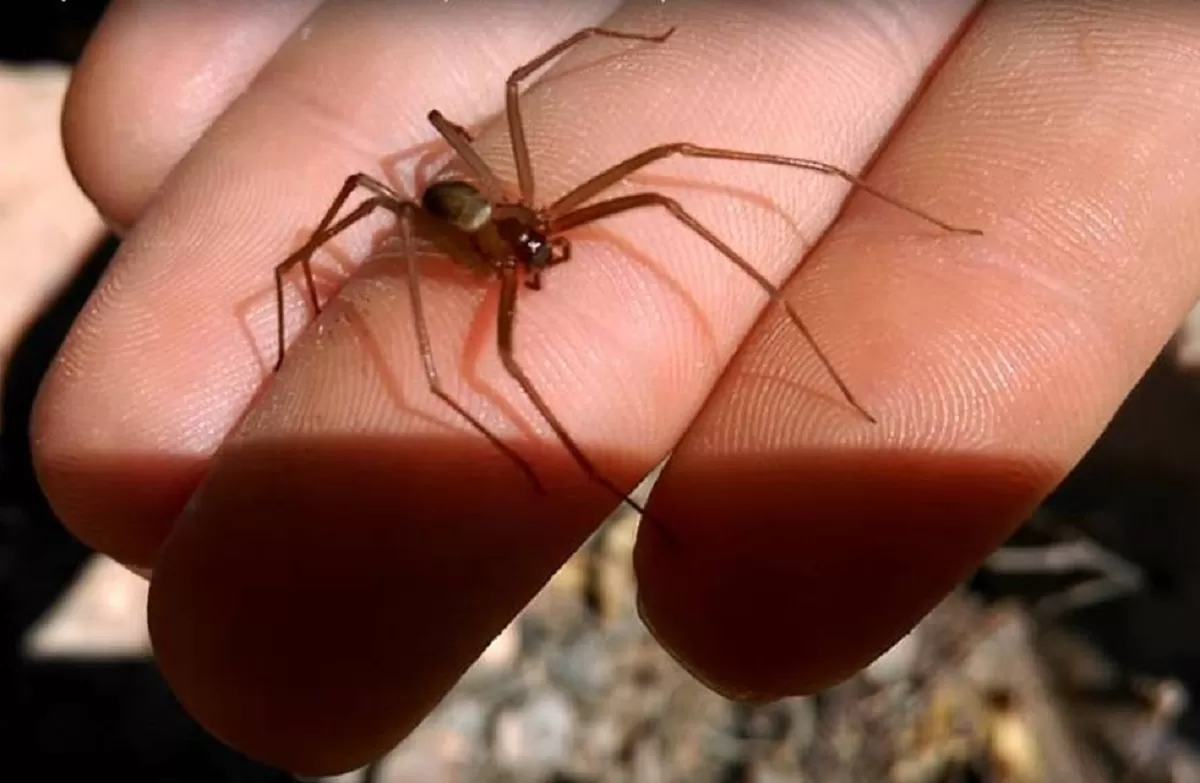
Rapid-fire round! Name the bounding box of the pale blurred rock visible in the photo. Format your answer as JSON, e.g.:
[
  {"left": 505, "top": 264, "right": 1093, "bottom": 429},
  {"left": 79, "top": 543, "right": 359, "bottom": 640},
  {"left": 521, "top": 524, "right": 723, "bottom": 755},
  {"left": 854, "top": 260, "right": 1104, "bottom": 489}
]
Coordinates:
[
  {"left": 23, "top": 554, "right": 151, "bottom": 658},
  {"left": 1172, "top": 298, "right": 1200, "bottom": 369},
  {"left": 0, "top": 63, "right": 104, "bottom": 382},
  {"left": 493, "top": 689, "right": 577, "bottom": 777},
  {"left": 864, "top": 625, "right": 921, "bottom": 686},
  {"left": 366, "top": 699, "right": 487, "bottom": 783},
  {"left": 593, "top": 507, "right": 639, "bottom": 625},
  {"left": 475, "top": 620, "right": 518, "bottom": 673}
]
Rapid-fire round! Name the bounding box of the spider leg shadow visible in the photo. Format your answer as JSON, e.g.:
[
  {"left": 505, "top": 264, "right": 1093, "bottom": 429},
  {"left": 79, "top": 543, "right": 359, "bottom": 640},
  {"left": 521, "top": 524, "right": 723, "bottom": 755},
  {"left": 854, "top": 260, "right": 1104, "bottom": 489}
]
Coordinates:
[
  {"left": 582, "top": 169, "right": 917, "bottom": 422},
  {"left": 233, "top": 228, "right": 358, "bottom": 375},
  {"left": 448, "top": 182, "right": 817, "bottom": 464},
  {"left": 347, "top": 237, "right": 546, "bottom": 442},
  {"left": 350, "top": 231, "right": 683, "bottom": 484},
  {"left": 620, "top": 170, "right": 813, "bottom": 248},
  {"left": 456, "top": 223, "right": 723, "bottom": 448},
  {"left": 234, "top": 132, "right": 473, "bottom": 375},
  {"left": 520, "top": 38, "right": 674, "bottom": 105},
  {"left": 735, "top": 362, "right": 879, "bottom": 422},
  {"left": 447, "top": 168, "right": 825, "bottom": 424},
  {"left": 456, "top": 282, "right": 546, "bottom": 447},
  {"left": 380, "top": 124, "right": 502, "bottom": 200}
]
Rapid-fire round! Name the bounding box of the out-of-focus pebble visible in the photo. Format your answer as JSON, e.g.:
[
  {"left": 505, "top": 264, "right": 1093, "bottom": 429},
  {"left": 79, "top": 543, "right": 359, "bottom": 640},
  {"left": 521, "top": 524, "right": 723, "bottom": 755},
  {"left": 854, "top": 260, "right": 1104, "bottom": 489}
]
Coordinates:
[
  {"left": 864, "top": 625, "right": 921, "bottom": 686},
  {"left": 23, "top": 554, "right": 150, "bottom": 658},
  {"left": 492, "top": 689, "right": 577, "bottom": 777},
  {"left": 472, "top": 620, "right": 519, "bottom": 674}
]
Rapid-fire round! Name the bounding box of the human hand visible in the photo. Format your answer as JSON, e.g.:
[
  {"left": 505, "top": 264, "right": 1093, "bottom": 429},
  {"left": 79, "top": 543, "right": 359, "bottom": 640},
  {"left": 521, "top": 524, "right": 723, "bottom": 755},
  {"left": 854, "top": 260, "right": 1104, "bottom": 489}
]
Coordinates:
[{"left": 36, "top": 0, "right": 1200, "bottom": 776}]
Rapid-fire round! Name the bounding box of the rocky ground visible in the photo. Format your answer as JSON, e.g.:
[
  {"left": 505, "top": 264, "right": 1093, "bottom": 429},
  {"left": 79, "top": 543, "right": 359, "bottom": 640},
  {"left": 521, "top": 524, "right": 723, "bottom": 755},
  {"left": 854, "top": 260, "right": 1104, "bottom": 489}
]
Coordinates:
[
  {"left": 342, "top": 504, "right": 1200, "bottom": 783},
  {"left": 8, "top": 34, "right": 1200, "bottom": 783}
]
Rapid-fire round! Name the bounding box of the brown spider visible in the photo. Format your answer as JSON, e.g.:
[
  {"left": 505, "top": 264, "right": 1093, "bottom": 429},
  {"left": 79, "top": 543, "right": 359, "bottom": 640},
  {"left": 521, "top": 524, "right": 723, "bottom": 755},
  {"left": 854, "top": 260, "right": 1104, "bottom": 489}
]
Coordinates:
[{"left": 272, "top": 26, "right": 981, "bottom": 513}]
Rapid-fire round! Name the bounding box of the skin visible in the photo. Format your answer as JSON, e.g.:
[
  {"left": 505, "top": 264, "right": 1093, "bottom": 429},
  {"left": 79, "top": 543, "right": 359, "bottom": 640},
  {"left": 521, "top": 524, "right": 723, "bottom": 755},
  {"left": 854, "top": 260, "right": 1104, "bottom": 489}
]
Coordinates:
[{"left": 33, "top": 0, "right": 1200, "bottom": 775}]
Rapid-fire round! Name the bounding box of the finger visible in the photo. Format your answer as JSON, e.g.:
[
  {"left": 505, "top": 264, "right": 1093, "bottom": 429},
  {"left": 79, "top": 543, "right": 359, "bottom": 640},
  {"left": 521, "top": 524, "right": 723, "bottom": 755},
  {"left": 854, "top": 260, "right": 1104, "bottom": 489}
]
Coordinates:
[
  {"left": 143, "top": 1, "right": 977, "bottom": 774},
  {"left": 63, "top": 0, "right": 323, "bottom": 230},
  {"left": 35, "top": 1, "right": 621, "bottom": 568},
  {"left": 636, "top": 1, "right": 1200, "bottom": 699}
]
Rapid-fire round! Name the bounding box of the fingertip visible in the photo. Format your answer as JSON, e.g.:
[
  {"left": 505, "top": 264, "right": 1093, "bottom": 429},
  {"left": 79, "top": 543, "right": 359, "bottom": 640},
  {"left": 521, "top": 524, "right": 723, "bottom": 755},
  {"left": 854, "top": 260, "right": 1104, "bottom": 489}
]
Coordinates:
[
  {"left": 146, "top": 433, "right": 598, "bottom": 775},
  {"left": 636, "top": 1, "right": 1200, "bottom": 701},
  {"left": 62, "top": 2, "right": 187, "bottom": 228},
  {"left": 30, "top": 374, "right": 202, "bottom": 569},
  {"left": 633, "top": 449, "right": 1049, "bottom": 698},
  {"left": 62, "top": 0, "right": 320, "bottom": 228},
  {"left": 61, "top": 41, "right": 137, "bottom": 230}
]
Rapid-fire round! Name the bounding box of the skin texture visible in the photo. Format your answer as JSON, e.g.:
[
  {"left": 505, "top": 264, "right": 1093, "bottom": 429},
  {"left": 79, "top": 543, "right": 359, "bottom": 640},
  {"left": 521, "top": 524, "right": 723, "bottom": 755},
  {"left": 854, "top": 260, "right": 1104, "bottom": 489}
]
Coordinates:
[{"left": 33, "top": 0, "right": 1200, "bottom": 775}]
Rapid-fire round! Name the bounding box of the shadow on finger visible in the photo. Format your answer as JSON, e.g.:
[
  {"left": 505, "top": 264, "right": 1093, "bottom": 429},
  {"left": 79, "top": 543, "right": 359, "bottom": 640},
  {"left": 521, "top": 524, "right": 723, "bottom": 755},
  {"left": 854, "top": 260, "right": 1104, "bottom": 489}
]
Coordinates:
[
  {"left": 146, "top": 430, "right": 631, "bottom": 776},
  {"left": 635, "top": 446, "right": 1055, "bottom": 700}
]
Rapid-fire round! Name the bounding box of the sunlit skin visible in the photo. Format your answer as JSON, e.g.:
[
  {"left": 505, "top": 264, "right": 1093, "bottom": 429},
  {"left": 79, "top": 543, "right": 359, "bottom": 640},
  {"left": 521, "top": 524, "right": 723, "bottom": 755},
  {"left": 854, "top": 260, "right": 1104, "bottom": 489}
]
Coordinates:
[
  {"left": 271, "top": 27, "right": 980, "bottom": 520},
  {"left": 35, "top": 1, "right": 1200, "bottom": 776}
]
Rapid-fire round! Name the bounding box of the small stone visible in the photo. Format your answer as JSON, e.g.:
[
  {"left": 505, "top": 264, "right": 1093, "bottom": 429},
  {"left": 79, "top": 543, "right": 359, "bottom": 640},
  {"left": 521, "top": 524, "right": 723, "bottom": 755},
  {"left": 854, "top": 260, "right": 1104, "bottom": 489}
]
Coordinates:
[
  {"left": 581, "top": 716, "right": 621, "bottom": 761},
  {"left": 436, "top": 698, "right": 487, "bottom": 756},
  {"left": 785, "top": 697, "right": 818, "bottom": 752},
  {"left": 551, "top": 630, "right": 616, "bottom": 698},
  {"left": 864, "top": 627, "right": 921, "bottom": 686},
  {"left": 492, "top": 689, "right": 577, "bottom": 776},
  {"left": 23, "top": 554, "right": 150, "bottom": 658},
  {"left": 475, "top": 621, "right": 519, "bottom": 673},
  {"left": 361, "top": 699, "right": 487, "bottom": 782}
]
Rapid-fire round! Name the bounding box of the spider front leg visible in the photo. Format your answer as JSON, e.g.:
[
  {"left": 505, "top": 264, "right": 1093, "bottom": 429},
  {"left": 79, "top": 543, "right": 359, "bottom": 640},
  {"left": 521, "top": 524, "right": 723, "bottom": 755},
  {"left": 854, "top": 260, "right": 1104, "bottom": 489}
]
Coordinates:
[
  {"left": 273, "top": 173, "right": 404, "bottom": 371},
  {"left": 551, "top": 192, "right": 877, "bottom": 422},
  {"left": 547, "top": 142, "right": 982, "bottom": 235},
  {"left": 401, "top": 212, "right": 549, "bottom": 495},
  {"left": 524, "top": 237, "right": 571, "bottom": 291},
  {"left": 426, "top": 110, "right": 507, "bottom": 202},
  {"left": 496, "top": 270, "right": 644, "bottom": 514},
  {"left": 503, "top": 25, "right": 676, "bottom": 204}
]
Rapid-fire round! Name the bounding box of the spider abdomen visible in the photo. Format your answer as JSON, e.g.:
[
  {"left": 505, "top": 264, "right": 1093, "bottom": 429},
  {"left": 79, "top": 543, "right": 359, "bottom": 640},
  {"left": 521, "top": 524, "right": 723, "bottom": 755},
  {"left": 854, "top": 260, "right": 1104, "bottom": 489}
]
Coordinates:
[{"left": 422, "top": 180, "right": 492, "bottom": 233}]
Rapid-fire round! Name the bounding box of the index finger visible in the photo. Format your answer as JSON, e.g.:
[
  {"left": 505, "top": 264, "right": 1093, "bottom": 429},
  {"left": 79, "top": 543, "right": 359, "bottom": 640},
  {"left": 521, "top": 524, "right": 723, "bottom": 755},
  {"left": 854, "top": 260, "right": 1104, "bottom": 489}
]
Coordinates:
[{"left": 34, "top": 1, "right": 622, "bottom": 568}]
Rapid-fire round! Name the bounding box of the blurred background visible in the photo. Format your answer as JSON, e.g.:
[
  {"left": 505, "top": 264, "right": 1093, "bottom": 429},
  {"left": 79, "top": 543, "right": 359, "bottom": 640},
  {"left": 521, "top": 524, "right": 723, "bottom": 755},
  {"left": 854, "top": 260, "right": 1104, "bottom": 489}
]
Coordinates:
[
  {"left": 0, "top": 2, "right": 302, "bottom": 781},
  {"left": 7, "top": 3, "right": 1200, "bottom": 782}
]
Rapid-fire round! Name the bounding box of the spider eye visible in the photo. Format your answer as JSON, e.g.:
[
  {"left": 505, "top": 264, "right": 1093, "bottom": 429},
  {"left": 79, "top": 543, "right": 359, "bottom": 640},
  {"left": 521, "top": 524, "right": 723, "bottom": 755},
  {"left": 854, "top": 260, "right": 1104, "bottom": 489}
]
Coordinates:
[
  {"left": 513, "top": 227, "right": 554, "bottom": 267},
  {"left": 526, "top": 234, "right": 552, "bottom": 267}
]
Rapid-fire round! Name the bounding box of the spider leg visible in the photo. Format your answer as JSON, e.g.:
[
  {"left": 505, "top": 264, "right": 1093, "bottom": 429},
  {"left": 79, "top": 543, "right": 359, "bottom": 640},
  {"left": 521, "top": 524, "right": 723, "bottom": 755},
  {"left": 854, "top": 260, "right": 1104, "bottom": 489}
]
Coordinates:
[
  {"left": 504, "top": 26, "right": 676, "bottom": 204},
  {"left": 426, "top": 110, "right": 507, "bottom": 202},
  {"left": 496, "top": 270, "right": 644, "bottom": 514},
  {"left": 401, "top": 210, "right": 548, "bottom": 495},
  {"left": 273, "top": 173, "right": 405, "bottom": 371},
  {"left": 547, "top": 142, "right": 982, "bottom": 235},
  {"left": 551, "top": 192, "right": 876, "bottom": 422}
]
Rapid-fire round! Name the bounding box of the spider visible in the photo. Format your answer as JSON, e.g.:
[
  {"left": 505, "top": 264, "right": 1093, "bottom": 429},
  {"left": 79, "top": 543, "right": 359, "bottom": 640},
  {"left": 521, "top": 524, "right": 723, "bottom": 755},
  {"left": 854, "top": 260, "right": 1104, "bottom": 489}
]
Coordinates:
[{"left": 271, "top": 26, "right": 981, "bottom": 514}]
